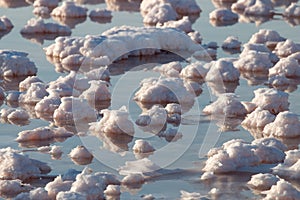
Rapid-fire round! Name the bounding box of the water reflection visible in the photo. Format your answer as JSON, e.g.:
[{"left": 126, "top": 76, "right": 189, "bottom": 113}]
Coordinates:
[
  {"left": 207, "top": 81, "right": 239, "bottom": 96},
  {"left": 105, "top": 0, "right": 141, "bottom": 12},
  {"left": 0, "top": 28, "right": 12, "bottom": 39},
  {"left": 240, "top": 71, "right": 268, "bottom": 86},
  {"left": 75, "top": 0, "right": 105, "bottom": 4},
  {"left": 0, "top": 76, "right": 27, "bottom": 91},
  {"left": 238, "top": 13, "right": 274, "bottom": 26},
  {"left": 52, "top": 16, "right": 87, "bottom": 29},
  {"left": 210, "top": 18, "right": 238, "bottom": 27},
  {"left": 21, "top": 32, "right": 72, "bottom": 45},
  {"left": 211, "top": 0, "right": 236, "bottom": 9},
  {"left": 0, "top": 0, "right": 29, "bottom": 8},
  {"left": 284, "top": 16, "right": 300, "bottom": 27},
  {"left": 90, "top": 16, "right": 112, "bottom": 24}
]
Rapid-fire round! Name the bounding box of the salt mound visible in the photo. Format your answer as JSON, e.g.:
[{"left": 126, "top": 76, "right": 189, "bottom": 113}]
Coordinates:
[
  {"left": 16, "top": 126, "right": 73, "bottom": 142},
  {"left": 51, "top": 1, "right": 88, "bottom": 17},
  {"left": 134, "top": 77, "right": 195, "bottom": 104},
  {"left": 89, "top": 9, "right": 112, "bottom": 18},
  {"left": 33, "top": 6, "right": 50, "bottom": 17},
  {"left": 156, "top": 16, "right": 193, "bottom": 33},
  {"left": 45, "top": 175, "right": 72, "bottom": 199},
  {"left": 269, "top": 57, "right": 300, "bottom": 78},
  {"left": 136, "top": 105, "right": 167, "bottom": 127},
  {"left": 33, "top": 0, "right": 59, "bottom": 8},
  {"left": 263, "top": 111, "right": 300, "bottom": 138},
  {"left": 89, "top": 106, "right": 134, "bottom": 135},
  {"left": 153, "top": 61, "right": 182, "bottom": 77},
  {"left": 203, "top": 93, "right": 247, "bottom": 117},
  {"left": 274, "top": 39, "right": 300, "bottom": 58},
  {"left": 84, "top": 66, "right": 110, "bottom": 81},
  {"left": 133, "top": 139, "right": 155, "bottom": 154},
  {"left": 250, "top": 88, "right": 289, "bottom": 114},
  {"left": 203, "top": 138, "right": 286, "bottom": 173},
  {"left": 53, "top": 97, "right": 97, "bottom": 125},
  {"left": 180, "top": 61, "right": 208, "bottom": 80},
  {"left": 284, "top": 3, "right": 300, "bottom": 17},
  {"left": 104, "top": 185, "right": 120, "bottom": 196},
  {"left": 222, "top": 36, "right": 241, "bottom": 49},
  {"left": 0, "top": 179, "right": 31, "bottom": 196},
  {"left": 241, "top": 107, "right": 275, "bottom": 128},
  {"left": 205, "top": 58, "right": 240, "bottom": 82},
  {"left": 19, "top": 82, "right": 48, "bottom": 104},
  {"left": 262, "top": 179, "right": 300, "bottom": 200},
  {"left": 247, "top": 29, "right": 285, "bottom": 46},
  {"left": 79, "top": 80, "right": 111, "bottom": 105},
  {"left": 21, "top": 18, "right": 71, "bottom": 34},
  {"left": 180, "top": 190, "right": 202, "bottom": 200},
  {"left": 56, "top": 191, "right": 86, "bottom": 200},
  {"left": 19, "top": 76, "right": 43, "bottom": 92},
  {"left": 241, "top": 43, "right": 279, "bottom": 63},
  {"left": 0, "top": 16, "right": 13, "bottom": 31},
  {"left": 247, "top": 173, "right": 279, "bottom": 190},
  {"left": 69, "top": 145, "right": 93, "bottom": 165},
  {"left": 121, "top": 173, "right": 145, "bottom": 185},
  {"left": 244, "top": 0, "right": 274, "bottom": 16},
  {"left": 0, "top": 147, "right": 51, "bottom": 180},
  {"left": 143, "top": 3, "right": 178, "bottom": 25},
  {"left": 35, "top": 92, "right": 61, "bottom": 115},
  {"left": 209, "top": 8, "right": 238, "bottom": 22},
  {"left": 272, "top": 148, "right": 300, "bottom": 179},
  {"left": 14, "top": 187, "right": 50, "bottom": 200},
  {"left": 119, "top": 158, "right": 160, "bottom": 176},
  {"left": 0, "top": 50, "right": 37, "bottom": 77},
  {"left": 188, "top": 31, "right": 202, "bottom": 44},
  {"left": 0, "top": 87, "right": 4, "bottom": 101},
  {"left": 0, "top": 107, "right": 30, "bottom": 122}
]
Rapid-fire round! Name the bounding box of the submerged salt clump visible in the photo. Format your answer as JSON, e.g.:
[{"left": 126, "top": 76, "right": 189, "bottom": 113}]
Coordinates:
[
  {"left": 250, "top": 88, "right": 289, "bottom": 114},
  {"left": 180, "top": 61, "right": 208, "bottom": 80},
  {"left": 19, "top": 82, "right": 48, "bottom": 104},
  {"left": 203, "top": 93, "right": 247, "bottom": 117},
  {"left": 247, "top": 173, "right": 279, "bottom": 191},
  {"left": 89, "top": 106, "right": 134, "bottom": 135},
  {"left": 203, "top": 138, "right": 286, "bottom": 173},
  {"left": 0, "top": 16, "right": 13, "bottom": 31},
  {"left": 284, "top": 2, "right": 300, "bottom": 17},
  {"left": 19, "top": 76, "right": 43, "bottom": 92},
  {"left": 51, "top": 1, "right": 88, "bottom": 18},
  {"left": 0, "top": 50, "right": 37, "bottom": 77},
  {"left": 222, "top": 36, "right": 242, "bottom": 49},
  {"left": 241, "top": 107, "right": 275, "bottom": 129},
  {"left": 134, "top": 77, "right": 195, "bottom": 104},
  {"left": 156, "top": 16, "right": 193, "bottom": 33},
  {"left": 205, "top": 58, "right": 240, "bottom": 82},
  {"left": 263, "top": 111, "right": 300, "bottom": 138},
  {"left": 274, "top": 39, "right": 300, "bottom": 58},
  {"left": 153, "top": 61, "right": 182, "bottom": 77},
  {"left": 21, "top": 18, "right": 71, "bottom": 34},
  {"left": 45, "top": 175, "right": 73, "bottom": 199},
  {"left": 272, "top": 148, "right": 300, "bottom": 179},
  {"left": 209, "top": 8, "right": 238, "bottom": 22},
  {"left": 262, "top": 179, "right": 300, "bottom": 200},
  {"left": 269, "top": 57, "right": 300, "bottom": 78},
  {"left": 0, "top": 147, "right": 51, "bottom": 180},
  {"left": 16, "top": 126, "right": 73, "bottom": 142}
]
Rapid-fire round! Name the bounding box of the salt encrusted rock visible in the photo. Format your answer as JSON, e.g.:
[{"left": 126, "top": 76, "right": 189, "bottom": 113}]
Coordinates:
[
  {"left": 135, "top": 105, "right": 167, "bottom": 127},
  {"left": 143, "top": 3, "right": 178, "bottom": 25},
  {"left": 262, "top": 179, "right": 300, "bottom": 200},
  {"left": 250, "top": 88, "right": 289, "bottom": 114},
  {"left": 284, "top": 3, "right": 300, "bottom": 17},
  {"left": 205, "top": 58, "right": 240, "bottom": 82},
  {"left": 180, "top": 61, "right": 208, "bottom": 79},
  {"left": 21, "top": 18, "right": 71, "bottom": 34},
  {"left": 222, "top": 36, "right": 242, "bottom": 49},
  {"left": 16, "top": 126, "right": 73, "bottom": 142},
  {"left": 247, "top": 173, "right": 279, "bottom": 190},
  {"left": 242, "top": 107, "right": 275, "bottom": 128},
  {"left": 269, "top": 57, "right": 300, "bottom": 78},
  {"left": 203, "top": 93, "right": 247, "bottom": 117},
  {"left": 134, "top": 77, "right": 195, "bottom": 104},
  {"left": 247, "top": 29, "right": 285, "bottom": 46},
  {"left": 0, "top": 16, "right": 13, "bottom": 31},
  {"left": 51, "top": 1, "right": 88, "bottom": 18},
  {"left": 263, "top": 111, "right": 300, "bottom": 138},
  {"left": 133, "top": 139, "right": 155, "bottom": 154},
  {"left": 244, "top": 0, "right": 274, "bottom": 16},
  {"left": 89, "top": 106, "right": 134, "bottom": 135},
  {"left": 14, "top": 187, "right": 51, "bottom": 200},
  {"left": 203, "top": 138, "right": 286, "bottom": 173},
  {"left": 272, "top": 148, "right": 300, "bottom": 179},
  {"left": 0, "top": 147, "right": 51, "bottom": 180},
  {"left": 33, "top": 0, "right": 59, "bottom": 8},
  {"left": 153, "top": 61, "right": 182, "bottom": 77},
  {"left": 0, "top": 50, "right": 37, "bottom": 77},
  {"left": 209, "top": 8, "right": 239, "bottom": 22},
  {"left": 69, "top": 145, "right": 93, "bottom": 165},
  {"left": 274, "top": 39, "right": 300, "bottom": 58},
  {"left": 19, "top": 82, "right": 48, "bottom": 104},
  {"left": 19, "top": 76, "right": 43, "bottom": 92},
  {"left": 45, "top": 175, "right": 72, "bottom": 199},
  {"left": 156, "top": 16, "right": 193, "bottom": 33}
]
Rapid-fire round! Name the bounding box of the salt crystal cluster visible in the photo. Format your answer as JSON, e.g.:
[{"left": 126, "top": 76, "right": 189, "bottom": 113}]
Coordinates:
[
  {"left": 247, "top": 29, "right": 285, "bottom": 47},
  {"left": 142, "top": 2, "right": 178, "bottom": 25},
  {"left": 263, "top": 111, "right": 300, "bottom": 138},
  {"left": 32, "top": 0, "right": 59, "bottom": 8},
  {"left": 262, "top": 179, "right": 300, "bottom": 200},
  {"left": 269, "top": 57, "right": 300, "bottom": 78},
  {"left": 0, "top": 16, "right": 13, "bottom": 31},
  {"left": 21, "top": 18, "right": 71, "bottom": 34},
  {"left": 0, "top": 179, "right": 31, "bottom": 196},
  {"left": 19, "top": 76, "right": 43, "bottom": 92},
  {"left": 51, "top": 1, "right": 88, "bottom": 18},
  {"left": 153, "top": 61, "right": 182, "bottom": 77},
  {"left": 89, "top": 9, "right": 112, "bottom": 18},
  {"left": 132, "top": 139, "right": 155, "bottom": 154},
  {"left": 34, "top": 92, "right": 61, "bottom": 115},
  {"left": 14, "top": 187, "right": 50, "bottom": 200},
  {"left": 232, "top": 0, "right": 274, "bottom": 16},
  {"left": 209, "top": 8, "right": 238, "bottom": 22},
  {"left": 0, "top": 107, "right": 29, "bottom": 122},
  {"left": 203, "top": 138, "right": 286, "bottom": 173},
  {"left": 136, "top": 105, "right": 167, "bottom": 127},
  {"left": 69, "top": 145, "right": 93, "bottom": 165},
  {"left": 19, "top": 82, "right": 48, "bottom": 104},
  {"left": 45, "top": 176, "right": 72, "bottom": 199},
  {"left": 284, "top": 2, "right": 300, "bottom": 17},
  {"left": 0, "top": 50, "right": 37, "bottom": 77},
  {"left": 104, "top": 184, "right": 120, "bottom": 197},
  {"left": 156, "top": 16, "right": 193, "bottom": 33},
  {"left": 222, "top": 36, "right": 241, "bottom": 49},
  {"left": 203, "top": 93, "right": 247, "bottom": 117},
  {"left": 242, "top": 107, "right": 275, "bottom": 128},
  {"left": 180, "top": 61, "right": 208, "bottom": 80},
  {"left": 247, "top": 173, "right": 279, "bottom": 191},
  {"left": 274, "top": 39, "right": 300, "bottom": 58}
]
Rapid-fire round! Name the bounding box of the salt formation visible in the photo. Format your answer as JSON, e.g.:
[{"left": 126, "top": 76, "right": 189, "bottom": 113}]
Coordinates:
[
  {"left": 222, "top": 36, "right": 241, "bottom": 49},
  {"left": 84, "top": 66, "right": 110, "bottom": 82},
  {"left": 0, "top": 179, "right": 31, "bottom": 196},
  {"left": 203, "top": 138, "right": 286, "bottom": 173},
  {"left": 153, "top": 61, "right": 182, "bottom": 77},
  {"left": 135, "top": 105, "right": 167, "bottom": 127},
  {"left": 180, "top": 61, "right": 208, "bottom": 80},
  {"left": 69, "top": 145, "right": 93, "bottom": 165},
  {"left": 89, "top": 9, "right": 112, "bottom": 18},
  {"left": 180, "top": 190, "right": 202, "bottom": 200},
  {"left": 0, "top": 87, "right": 5, "bottom": 101},
  {"left": 56, "top": 191, "right": 86, "bottom": 200},
  {"left": 89, "top": 106, "right": 134, "bottom": 135},
  {"left": 272, "top": 148, "right": 300, "bottom": 179},
  {"left": 33, "top": 6, "right": 50, "bottom": 17},
  {"left": 51, "top": 1, "right": 88, "bottom": 18},
  {"left": 19, "top": 76, "right": 43, "bottom": 92},
  {"left": 203, "top": 93, "right": 247, "bottom": 117},
  {"left": 241, "top": 43, "right": 279, "bottom": 63},
  {"left": 14, "top": 187, "right": 50, "bottom": 200},
  {"left": 165, "top": 103, "right": 181, "bottom": 123},
  {"left": 32, "top": 0, "right": 59, "bottom": 8},
  {"left": 44, "top": 26, "right": 202, "bottom": 67},
  {"left": 205, "top": 59, "right": 240, "bottom": 82},
  {"left": 274, "top": 39, "right": 300, "bottom": 58},
  {"left": 0, "top": 107, "right": 29, "bottom": 124},
  {"left": 0, "top": 147, "right": 51, "bottom": 180},
  {"left": 121, "top": 173, "right": 145, "bottom": 185},
  {"left": 188, "top": 31, "right": 202, "bottom": 44},
  {"left": 119, "top": 158, "right": 160, "bottom": 176},
  {"left": 249, "top": 88, "right": 289, "bottom": 114},
  {"left": 0, "top": 50, "right": 37, "bottom": 77},
  {"left": 156, "top": 16, "right": 193, "bottom": 33},
  {"left": 241, "top": 107, "right": 275, "bottom": 128},
  {"left": 16, "top": 126, "right": 73, "bottom": 142},
  {"left": 53, "top": 97, "right": 97, "bottom": 125},
  {"left": 35, "top": 92, "right": 61, "bottom": 115},
  {"left": 134, "top": 77, "right": 195, "bottom": 104},
  {"left": 247, "top": 29, "right": 285, "bottom": 47},
  {"left": 132, "top": 139, "right": 155, "bottom": 154},
  {"left": 262, "top": 179, "right": 300, "bottom": 200},
  {"left": 38, "top": 145, "right": 62, "bottom": 159},
  {"left": 18, "top": 82, "right": 48, "bottom": 104},
  {"left": 0, "top": 16, "right": 13, "bottom": 31},
  {"left": 21, "top": 18, "right": 71, "bottom": 34},
  {"left": 104, "top": 185, "right": 120, "bottom": 197},
  {"left": 209, "top": 8, "right": 238, "bottom": 22},
  {"left": 247, "top": 173, "right": 279, "bottom": 190},
  {"left": 269, "top": 57, "right": 300, "bottom": 78},
  {"left": 263, "top": 111, "right": 300, "bottom": 138},
  {"left": 284, "top": 3, "right": 300, "bottom": 17},
  {"left": 232, "top": 0, "right": 274, "bottom": 16},
  {"left": 143, "top": 3, "right": 177, "bottom": 25},
  {"left": 45, "top": 176, "right": 72, "bottom": 199}
]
